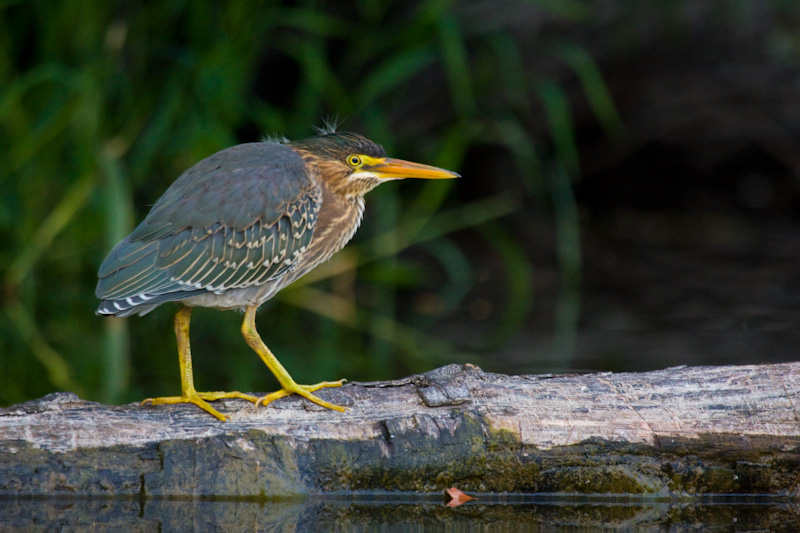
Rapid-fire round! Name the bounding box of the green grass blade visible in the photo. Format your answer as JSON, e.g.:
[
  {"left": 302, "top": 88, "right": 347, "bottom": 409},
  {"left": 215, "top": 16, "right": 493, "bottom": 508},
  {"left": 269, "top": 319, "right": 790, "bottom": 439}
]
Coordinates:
[
  {"left": 555, "top": 42, "right": 624, "bottom": 139},
  {"left": 5, "top": 173, "right": 95, "bottom": 288}
]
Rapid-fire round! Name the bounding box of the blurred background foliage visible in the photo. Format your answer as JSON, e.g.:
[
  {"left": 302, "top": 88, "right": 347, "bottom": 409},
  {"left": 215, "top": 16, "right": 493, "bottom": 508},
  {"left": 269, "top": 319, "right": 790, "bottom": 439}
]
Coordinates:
[{"left": 2, "top": 0, "right": 799, "bottom": 407}]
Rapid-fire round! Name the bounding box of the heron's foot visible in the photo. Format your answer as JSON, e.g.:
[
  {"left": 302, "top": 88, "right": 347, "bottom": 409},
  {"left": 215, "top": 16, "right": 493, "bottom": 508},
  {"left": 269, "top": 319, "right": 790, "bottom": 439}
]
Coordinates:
[
  {"left": 142, "top": 390, "right": 259, "bottom": 421},
  {"left": 255, "top": 379, "right": 347, "bottom": 412}
]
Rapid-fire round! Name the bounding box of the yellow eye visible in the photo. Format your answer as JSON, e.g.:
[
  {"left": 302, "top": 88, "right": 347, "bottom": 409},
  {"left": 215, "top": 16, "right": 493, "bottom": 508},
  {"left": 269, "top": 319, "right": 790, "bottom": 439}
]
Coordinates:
[{"left": 347, "top": 155, "right": 362, "bottom": 167}]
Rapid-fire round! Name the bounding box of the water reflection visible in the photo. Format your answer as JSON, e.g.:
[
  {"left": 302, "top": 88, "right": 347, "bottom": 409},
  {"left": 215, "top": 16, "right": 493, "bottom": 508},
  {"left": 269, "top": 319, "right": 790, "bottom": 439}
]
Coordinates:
[{"left": 1, "top": 495, "right": 797, "bottom": 531}]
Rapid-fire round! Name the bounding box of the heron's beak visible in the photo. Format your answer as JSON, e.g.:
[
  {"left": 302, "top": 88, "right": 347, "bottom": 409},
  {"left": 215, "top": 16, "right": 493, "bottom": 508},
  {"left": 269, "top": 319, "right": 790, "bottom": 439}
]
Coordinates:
[{"left": 372, "top": 158, "right": 460, "bottom": 180}]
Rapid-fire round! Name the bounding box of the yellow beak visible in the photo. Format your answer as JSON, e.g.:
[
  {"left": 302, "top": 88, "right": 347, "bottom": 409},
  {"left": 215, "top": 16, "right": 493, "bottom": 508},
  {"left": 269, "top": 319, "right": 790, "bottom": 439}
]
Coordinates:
[{"left": 372, "top": 158, "right": 460, "bottom": 180}]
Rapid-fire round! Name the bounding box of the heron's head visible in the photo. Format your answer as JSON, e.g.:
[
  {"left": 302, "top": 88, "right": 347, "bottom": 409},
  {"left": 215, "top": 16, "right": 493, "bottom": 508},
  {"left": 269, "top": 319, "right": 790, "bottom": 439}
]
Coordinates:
[{"left": 291, "top": 131, "right": 459, "bottom": 198}]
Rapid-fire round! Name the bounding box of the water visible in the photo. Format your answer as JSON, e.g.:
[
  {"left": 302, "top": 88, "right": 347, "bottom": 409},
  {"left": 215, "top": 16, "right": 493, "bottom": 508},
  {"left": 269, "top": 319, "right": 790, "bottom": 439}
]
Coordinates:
[{"left": 1, "top": 494, "right": 797, "bottom": 531}]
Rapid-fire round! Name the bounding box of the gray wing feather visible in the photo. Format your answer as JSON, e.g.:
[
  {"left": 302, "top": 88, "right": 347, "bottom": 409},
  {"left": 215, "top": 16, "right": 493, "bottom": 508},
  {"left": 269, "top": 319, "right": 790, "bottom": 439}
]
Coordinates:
[{"left": 96, "top": 142, "right": 319, "bottom": 316}]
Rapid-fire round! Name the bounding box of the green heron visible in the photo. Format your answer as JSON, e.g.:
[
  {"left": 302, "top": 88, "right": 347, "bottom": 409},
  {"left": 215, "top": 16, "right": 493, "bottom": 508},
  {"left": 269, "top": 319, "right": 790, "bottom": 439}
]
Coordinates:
[{"left": 96, "top": 130, "right": 459, "bottom": 420}]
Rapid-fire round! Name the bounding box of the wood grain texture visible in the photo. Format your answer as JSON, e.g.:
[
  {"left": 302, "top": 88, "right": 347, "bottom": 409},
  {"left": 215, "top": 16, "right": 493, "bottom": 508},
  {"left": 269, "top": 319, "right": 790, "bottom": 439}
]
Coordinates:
[{"left": 1, "top": 363, "right": 799, "bottom": 497}]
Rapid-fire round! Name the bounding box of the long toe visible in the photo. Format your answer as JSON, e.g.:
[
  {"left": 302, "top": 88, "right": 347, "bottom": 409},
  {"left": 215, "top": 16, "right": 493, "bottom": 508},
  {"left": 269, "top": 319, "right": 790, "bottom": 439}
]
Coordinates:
[
  {"left": 255, "top": 380, "right": 347, "bottom": 412},
  {"left": 196, "top": 391, "right": 259, "bottom": 403},
  {"left": 142, "top": 393, "right": 227, "bottom": 421}
]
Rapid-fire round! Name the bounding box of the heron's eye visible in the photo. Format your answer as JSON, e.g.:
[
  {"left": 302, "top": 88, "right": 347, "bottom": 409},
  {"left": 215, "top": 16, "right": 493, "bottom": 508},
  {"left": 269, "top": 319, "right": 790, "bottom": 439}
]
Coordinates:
[{"left": 347, "top": 155, "right": 362, "bottom": 168}]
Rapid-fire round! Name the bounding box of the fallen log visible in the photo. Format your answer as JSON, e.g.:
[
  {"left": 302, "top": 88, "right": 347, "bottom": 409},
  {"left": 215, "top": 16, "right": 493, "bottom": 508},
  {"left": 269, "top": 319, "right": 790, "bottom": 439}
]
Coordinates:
[{"left": 1, "top": 363, "right": 798, "bottom": 497}]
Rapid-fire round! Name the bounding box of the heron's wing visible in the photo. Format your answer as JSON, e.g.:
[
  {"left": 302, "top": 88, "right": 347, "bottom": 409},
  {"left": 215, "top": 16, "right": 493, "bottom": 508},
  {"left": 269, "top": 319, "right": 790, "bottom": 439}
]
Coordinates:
[{"left": 96, "top": 142, "right": 320, "bottom": 316}]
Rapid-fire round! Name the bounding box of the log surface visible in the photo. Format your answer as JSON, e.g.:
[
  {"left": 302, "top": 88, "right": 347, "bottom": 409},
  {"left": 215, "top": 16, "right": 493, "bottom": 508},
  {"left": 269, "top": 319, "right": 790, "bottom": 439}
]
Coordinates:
[{"left": 1, "top": 362, "right": 799, "bottom": 497}]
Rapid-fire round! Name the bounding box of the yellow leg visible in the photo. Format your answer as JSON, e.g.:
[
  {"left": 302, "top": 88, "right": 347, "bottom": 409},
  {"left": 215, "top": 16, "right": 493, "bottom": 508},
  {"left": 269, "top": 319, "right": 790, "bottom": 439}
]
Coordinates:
[
  {"left": 142, "top": 305, "right": 258, "bottom": 421},
  {"left": 241, "top": 305, "right": 346, "bottom": 412}
]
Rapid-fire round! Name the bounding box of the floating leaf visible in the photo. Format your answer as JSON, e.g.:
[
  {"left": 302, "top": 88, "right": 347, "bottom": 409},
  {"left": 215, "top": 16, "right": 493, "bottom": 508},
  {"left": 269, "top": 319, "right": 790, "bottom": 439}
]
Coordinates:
[{"left": 445, "top": 487, "right": 476, "bottom": 507}]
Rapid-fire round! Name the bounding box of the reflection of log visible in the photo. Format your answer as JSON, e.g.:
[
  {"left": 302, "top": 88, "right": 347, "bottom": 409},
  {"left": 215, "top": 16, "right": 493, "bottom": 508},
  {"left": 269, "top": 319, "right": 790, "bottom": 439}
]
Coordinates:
[
  {"left": 1, "top": 363, "right": 799, "bottom": 497},
  {"left": 1, "top": 497, "right": 798, "bottom": 530}
]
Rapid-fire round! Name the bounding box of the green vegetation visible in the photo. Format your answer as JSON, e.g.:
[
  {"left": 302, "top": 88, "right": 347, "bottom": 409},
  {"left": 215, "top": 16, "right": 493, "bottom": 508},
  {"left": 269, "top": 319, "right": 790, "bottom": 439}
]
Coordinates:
[{"left": 0, "top": 1, "right": 616, "bottom": 406}]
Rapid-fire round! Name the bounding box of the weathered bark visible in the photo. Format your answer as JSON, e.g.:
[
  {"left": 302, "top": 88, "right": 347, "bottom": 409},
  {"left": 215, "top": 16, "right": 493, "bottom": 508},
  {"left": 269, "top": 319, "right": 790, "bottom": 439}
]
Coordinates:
[{"left": 1, "top": 363, "right": 799, "bottom": 498}]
